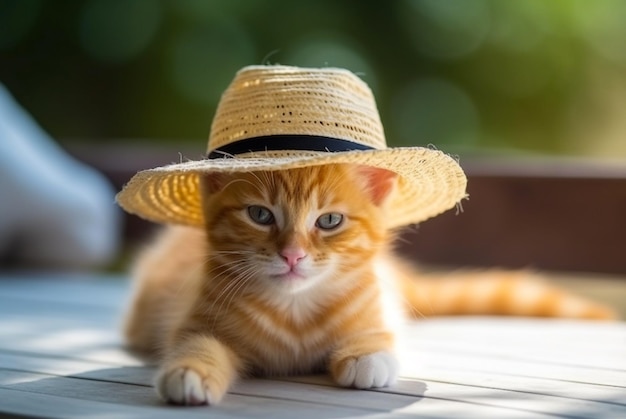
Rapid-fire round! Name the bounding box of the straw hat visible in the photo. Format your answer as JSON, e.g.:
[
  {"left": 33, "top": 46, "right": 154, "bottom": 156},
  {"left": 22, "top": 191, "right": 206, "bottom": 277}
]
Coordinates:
[{"left": 116, "top": 65, "right": 467, "bottom": 229}]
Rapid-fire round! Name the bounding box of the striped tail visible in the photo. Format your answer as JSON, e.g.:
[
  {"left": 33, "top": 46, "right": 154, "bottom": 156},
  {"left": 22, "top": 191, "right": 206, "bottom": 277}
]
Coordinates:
[{"left": 394, "top": 265, "right": 618, "bottom": 320}]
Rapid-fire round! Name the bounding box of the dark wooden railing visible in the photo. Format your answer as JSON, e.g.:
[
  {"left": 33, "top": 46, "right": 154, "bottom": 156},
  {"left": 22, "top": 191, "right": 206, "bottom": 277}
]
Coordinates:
[{"left": 68, "top": 144, "right": 626, "bottom": 274}]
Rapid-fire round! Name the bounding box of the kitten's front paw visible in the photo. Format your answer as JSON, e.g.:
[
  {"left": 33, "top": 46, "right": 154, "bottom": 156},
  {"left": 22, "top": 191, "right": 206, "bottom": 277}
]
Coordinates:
[
  {"left": 333, "top": 351, "right": 399, "bottom": 389},
  {"left": 156, "top": 366, "right": 222, "bottom": 406}
]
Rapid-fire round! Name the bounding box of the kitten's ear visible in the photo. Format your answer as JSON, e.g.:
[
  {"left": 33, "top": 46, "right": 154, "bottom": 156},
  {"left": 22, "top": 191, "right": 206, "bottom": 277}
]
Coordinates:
[
  {"left": 200, "top": 173, "right": 228, "bottom": 194},
  {"left": 356, "top": 165, "right": 398, "bottom": 206}
]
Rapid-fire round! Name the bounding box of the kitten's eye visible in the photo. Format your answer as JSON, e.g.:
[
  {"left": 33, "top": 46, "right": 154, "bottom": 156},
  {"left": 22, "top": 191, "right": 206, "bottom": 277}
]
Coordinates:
[
  {"left": 247, "top": 205, "right": 274, "bottom": 225},
  {"left": 316, "top": 213, "right": 344, "bottom": 230}
]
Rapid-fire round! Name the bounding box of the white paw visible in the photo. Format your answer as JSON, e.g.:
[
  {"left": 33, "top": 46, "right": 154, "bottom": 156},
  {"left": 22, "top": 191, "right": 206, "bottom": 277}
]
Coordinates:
[
  {"left": 155, "top": 367, "right": 214, "bottom": 406},
  {"left": 335, "top": 351, "right": 399, "bottom": 389}
]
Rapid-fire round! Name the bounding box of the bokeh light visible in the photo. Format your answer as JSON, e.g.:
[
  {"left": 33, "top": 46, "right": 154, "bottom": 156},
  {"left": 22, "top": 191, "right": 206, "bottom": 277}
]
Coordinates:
[
  {"left": 398, "top": 0, "right": 490, "bottom": 60},
  {"left": 284, "top": 35, "right": 378, "bottom": 91},
  {"left": 167, "top": 18, "right": 255, "bottom": 105},
  {"left": 572, "top": 0, "right": 626, "bottom": 66},
  {"left": 79, "top": 0, "right": 161, "bottom": 64},
  {"left": 487, "top": 0, "right": 551, "bottom": 53},
  {"left": 0, "top": 0, "right": 625, "bottom": 159},
  {"left": 0, "top": 0, "right": 42, "bottom": 50},
  {"left": 390, "top": 78, "right": 479, "bottom": 148}
]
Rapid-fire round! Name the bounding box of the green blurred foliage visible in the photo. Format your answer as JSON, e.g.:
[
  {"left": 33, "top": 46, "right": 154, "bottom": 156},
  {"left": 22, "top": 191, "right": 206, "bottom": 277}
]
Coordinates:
[{"left": 1, "top": 0, "right": 625, "bottom": 158}]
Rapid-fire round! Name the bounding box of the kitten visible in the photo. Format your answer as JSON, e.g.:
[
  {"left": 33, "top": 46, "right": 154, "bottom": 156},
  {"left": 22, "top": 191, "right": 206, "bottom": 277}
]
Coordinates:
[{"left": 124, "top": 164, "right": 616, "bottom": 406}]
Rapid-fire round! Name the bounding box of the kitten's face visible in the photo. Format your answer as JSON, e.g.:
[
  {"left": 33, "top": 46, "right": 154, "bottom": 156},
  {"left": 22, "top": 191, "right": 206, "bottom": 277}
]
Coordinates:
[{"left": 202, "top": 164, "right": 395, "bottom": 295}]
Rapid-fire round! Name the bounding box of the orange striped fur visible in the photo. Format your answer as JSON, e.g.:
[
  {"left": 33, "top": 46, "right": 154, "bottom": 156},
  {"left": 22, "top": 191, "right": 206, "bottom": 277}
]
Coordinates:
[{"left": 124, "top": 164, "right": 616, "bottom": 406}]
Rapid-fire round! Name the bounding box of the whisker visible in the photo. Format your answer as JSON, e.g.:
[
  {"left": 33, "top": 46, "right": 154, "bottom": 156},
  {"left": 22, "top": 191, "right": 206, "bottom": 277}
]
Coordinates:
[{"left": 208, "top": 264, "right": 259, "bottom": 332}]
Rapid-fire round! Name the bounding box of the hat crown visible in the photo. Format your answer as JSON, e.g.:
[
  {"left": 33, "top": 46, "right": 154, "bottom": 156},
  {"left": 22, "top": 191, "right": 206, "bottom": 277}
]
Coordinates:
[
  {"left": 207, "top": 65, "right": 387, "bottom": 154},
  {"left": 116, "top": 64, "right": 467, "bottom": 229}
]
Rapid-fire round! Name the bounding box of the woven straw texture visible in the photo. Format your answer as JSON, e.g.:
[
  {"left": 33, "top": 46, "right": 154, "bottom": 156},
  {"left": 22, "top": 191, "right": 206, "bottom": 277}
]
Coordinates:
[
  {"left": 116, "top": 65, "right": 467, "bottom": 229},
  {"left": 209, "top": 66, "right": 384, "bottom": 152}
]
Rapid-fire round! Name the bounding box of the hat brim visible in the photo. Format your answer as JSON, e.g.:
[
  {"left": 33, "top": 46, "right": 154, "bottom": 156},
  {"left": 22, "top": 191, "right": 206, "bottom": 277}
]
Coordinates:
[{"left": 116, "top": 147, "right": 467, "bottom": 229}]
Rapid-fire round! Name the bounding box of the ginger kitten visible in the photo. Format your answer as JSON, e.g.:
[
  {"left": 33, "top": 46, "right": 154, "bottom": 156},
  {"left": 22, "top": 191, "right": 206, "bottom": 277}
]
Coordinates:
[{"left": 124, "top": 164, "right": 615, "bottom": 406}]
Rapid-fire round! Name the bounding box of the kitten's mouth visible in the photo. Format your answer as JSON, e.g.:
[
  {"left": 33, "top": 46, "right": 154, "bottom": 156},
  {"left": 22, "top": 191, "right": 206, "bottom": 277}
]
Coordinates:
[{"left": 272, "top": 271, "right": 306, "bottom": 281}]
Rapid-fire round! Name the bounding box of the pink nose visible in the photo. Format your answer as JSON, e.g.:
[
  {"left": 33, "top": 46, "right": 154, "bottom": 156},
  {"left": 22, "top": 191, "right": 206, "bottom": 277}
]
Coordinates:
[{"left": 280, "top": 247, "right": 307, "bottom": 268}]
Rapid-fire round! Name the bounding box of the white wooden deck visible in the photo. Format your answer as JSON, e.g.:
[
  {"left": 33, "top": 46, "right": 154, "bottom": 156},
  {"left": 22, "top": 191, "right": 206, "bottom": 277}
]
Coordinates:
[{"left": 0, "top": 273, "right": 624, "bottom": 418}]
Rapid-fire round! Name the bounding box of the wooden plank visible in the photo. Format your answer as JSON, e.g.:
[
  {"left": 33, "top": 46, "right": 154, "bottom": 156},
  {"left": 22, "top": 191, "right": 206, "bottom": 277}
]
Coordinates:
[
  {"left": 400, "top": 350, "right": 626, "bottom": 388},
  {"left": 408, "top": 370, "right": 626, "bottom": 406},
  {"left": 0, "top": 351, "right": 150, "bottom": 381},
  {"left": 0, "top": 327, "right": 141, "bottom": 368},
  {"left": 0, "top": 387, "right": 376, "bottom": 419},
  {"left": 3, "top": 346, "right": 624, "bottom": 411},
  {"left": 0, "top": 305, "right": 139, "bottom": 367},
  {"left": 0, "top": 276, "right": 136, "bottom": 368},
  {"left": 283, "top": 375, "right": 626, "bottom": 418},
  {"left": 0, "top": 370, "right": 381, "bottom": 419},
  {"left": 398, "top": 319, "right": 626, "bottom": 387},
  {"left": 405, "top": 379, "right": 626, "bottom": 416},
  {"left": 5, "top": 348, "right": 622, "bottom": 418},
  {"left": 0, "top": 274, "right": 129, "bottom": 308},
  {"left": 0, "top": 388, "right": 201, "bottom": 419},
  {"left": 1, "top": 286, "right": 624, "bottom": 387},
  {"left": 0, "top": 387, "right": 227, "bottom": 419},
  {"left": 0, "top": 368, "right": 566, "bottom": 419},
  {"left": 0, "top": 345, "right": 142, "bottom": 369},
  {"left": 0, "top": 296, "right": 116, "bottom": 322},
  {"left": 0, "top": 353, "right": 421, "bottom": 413},
  {"left": 1, "top": 275, "right": 625, "bottom": 418},
  {"left": 3, "top": 312, "right": 624, "bottom": 389},
  {"left": 3, "top": 349, "right": 623, "bottom": 411},
  {"left": 0, "top": 352, "right": 418, "bottom": 412},
  {"left": 0, "top": 370, "right": 155, "bottom": 406}
]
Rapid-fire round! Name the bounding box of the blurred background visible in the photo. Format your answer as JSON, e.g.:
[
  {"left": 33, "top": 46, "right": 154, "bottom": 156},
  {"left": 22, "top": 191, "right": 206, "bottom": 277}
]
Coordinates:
[
  {"left": 1, "top": 0, "right": 625, "bottom": 281},
  {"left": 2, "top": 0, "right": 626, "bottom": 158}
]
